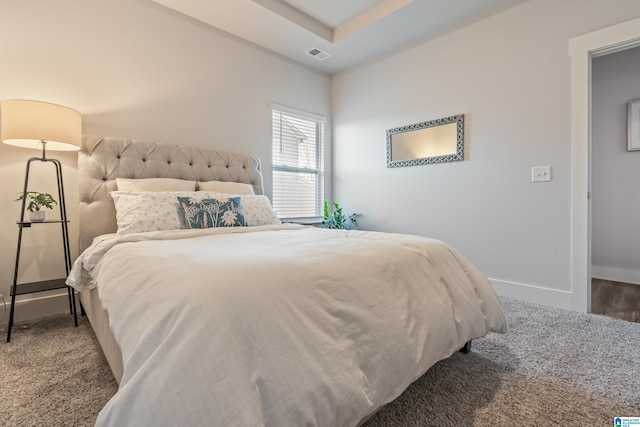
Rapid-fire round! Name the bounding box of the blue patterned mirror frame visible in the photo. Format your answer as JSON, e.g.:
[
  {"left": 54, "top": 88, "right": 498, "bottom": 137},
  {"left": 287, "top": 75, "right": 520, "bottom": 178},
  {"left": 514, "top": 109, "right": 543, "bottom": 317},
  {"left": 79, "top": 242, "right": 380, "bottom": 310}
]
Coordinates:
[{"left": 386, "top": 114, "right": 464, "bottom": 168}]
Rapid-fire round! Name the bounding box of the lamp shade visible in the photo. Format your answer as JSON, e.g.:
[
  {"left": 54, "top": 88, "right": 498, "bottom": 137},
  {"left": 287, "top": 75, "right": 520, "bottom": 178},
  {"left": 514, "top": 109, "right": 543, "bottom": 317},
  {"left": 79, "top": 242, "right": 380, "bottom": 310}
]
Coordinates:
[{"left": 1, "top": 99, "right": 81, "bottom": 151}]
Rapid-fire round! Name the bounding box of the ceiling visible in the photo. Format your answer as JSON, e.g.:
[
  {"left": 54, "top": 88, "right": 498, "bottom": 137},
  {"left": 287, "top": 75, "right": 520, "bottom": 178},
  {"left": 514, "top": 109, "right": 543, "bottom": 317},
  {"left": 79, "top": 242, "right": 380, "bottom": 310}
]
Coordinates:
[{"left": 149, "top": 0, "right": 527, "bottom": 74}]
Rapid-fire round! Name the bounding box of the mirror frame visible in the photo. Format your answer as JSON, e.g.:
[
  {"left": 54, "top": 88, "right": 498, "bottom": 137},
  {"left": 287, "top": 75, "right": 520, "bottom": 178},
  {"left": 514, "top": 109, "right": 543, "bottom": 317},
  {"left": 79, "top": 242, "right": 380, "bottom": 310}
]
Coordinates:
[{"left": 386, "top": 114, "right": 464, "bottom": 168}]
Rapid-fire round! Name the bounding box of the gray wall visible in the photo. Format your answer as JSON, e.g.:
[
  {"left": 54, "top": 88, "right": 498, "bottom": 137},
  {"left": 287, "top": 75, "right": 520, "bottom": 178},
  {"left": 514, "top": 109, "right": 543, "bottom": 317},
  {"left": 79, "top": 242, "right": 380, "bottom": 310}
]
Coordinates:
[
  {"left": 592, "top": 47, "right": 640, "bottom": 285},
  {"left": 332, "top": 0, "right": 640, "bottom": 308},
  {"left": 0, "top": 0, "right": 331, "bottom": 319}
]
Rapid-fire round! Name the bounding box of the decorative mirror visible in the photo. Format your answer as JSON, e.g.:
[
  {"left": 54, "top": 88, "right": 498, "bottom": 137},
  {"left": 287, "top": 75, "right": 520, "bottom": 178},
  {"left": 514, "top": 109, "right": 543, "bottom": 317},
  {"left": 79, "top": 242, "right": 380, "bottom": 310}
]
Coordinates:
[{"left": 386, "top": 114, "right": 464, "bottom": 168}]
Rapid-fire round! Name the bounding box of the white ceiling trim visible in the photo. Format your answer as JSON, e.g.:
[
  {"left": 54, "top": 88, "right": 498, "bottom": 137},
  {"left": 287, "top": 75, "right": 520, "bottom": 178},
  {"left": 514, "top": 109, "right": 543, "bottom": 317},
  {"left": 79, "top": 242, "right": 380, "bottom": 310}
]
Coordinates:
[
  {"left": 334, "top": 0, "right": 414, "bottom": 42},
  {"left": 148, "top": 0, "right": 529, "bottom": 74},
  {"left": 252, "top": 0, "right": 333, "bottom": 41},
  {"left": 252, "top": 0, "right": 415, "bottom": 43}
]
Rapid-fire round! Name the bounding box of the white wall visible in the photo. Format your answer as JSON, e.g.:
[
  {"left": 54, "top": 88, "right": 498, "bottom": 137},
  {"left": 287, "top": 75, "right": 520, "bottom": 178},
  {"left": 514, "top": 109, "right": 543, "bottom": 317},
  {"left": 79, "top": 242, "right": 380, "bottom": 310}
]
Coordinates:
[
  {"left": 332, "top": 0, "right": 640, "bottom": 309},
  {"left": 592, "top": 46, "right": 640, "bottom": 285},
  {"left": 0, "top": 0, "right": 331, "bottom": 321}
]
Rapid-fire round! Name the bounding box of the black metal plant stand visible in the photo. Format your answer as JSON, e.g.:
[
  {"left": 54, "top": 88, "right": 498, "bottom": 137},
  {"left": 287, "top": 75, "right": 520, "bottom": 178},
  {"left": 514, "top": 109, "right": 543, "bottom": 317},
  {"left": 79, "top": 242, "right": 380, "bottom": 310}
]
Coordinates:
[{"left": 6, "top": 143, "right": 77, "bottom": 342}]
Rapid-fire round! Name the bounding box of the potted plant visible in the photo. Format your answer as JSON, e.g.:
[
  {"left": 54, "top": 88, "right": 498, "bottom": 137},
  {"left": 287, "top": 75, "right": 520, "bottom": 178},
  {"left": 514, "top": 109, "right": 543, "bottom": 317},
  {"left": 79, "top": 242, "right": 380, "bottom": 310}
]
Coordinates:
[
  {"left": 321, "top": 200, "right": 359, "bottom": 230},
  {"left": 15, "top": 191, "right": 57, "bottom": 222}
]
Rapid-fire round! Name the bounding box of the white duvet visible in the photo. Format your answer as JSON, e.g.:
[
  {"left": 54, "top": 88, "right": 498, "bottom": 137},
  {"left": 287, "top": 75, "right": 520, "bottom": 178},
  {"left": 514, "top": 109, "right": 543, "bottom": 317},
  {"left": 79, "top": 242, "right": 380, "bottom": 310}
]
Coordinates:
[{"left": 68, "top": 224, "right": 506, "bottom": 427}]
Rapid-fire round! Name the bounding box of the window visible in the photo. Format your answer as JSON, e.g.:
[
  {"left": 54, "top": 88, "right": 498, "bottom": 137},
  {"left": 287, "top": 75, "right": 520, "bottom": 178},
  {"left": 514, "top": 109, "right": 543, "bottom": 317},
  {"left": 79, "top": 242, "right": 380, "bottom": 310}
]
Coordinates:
[{"left": 271, "top": 106, "right": 325, "bottom": 221}]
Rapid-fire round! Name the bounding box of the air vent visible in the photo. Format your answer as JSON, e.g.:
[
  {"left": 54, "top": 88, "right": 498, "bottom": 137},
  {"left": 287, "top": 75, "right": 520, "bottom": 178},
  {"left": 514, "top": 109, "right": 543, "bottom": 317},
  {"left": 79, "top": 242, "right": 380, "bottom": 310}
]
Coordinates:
[{"left": 306, "top": 47, "right": 331, "bottom": 61}]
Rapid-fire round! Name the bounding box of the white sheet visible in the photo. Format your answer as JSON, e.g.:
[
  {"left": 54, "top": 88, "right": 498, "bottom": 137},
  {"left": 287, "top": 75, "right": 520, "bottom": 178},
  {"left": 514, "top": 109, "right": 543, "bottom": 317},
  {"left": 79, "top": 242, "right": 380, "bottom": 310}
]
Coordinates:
[{"left": 68, "top": 225, "right": 506, "bottom": 427}]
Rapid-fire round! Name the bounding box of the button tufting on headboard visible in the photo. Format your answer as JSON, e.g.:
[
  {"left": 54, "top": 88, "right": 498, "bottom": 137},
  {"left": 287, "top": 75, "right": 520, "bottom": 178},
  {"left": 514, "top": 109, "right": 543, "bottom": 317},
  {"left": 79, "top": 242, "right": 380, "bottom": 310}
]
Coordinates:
[{"left": 78, "top": 135, "right": 264, "bottom": 253}]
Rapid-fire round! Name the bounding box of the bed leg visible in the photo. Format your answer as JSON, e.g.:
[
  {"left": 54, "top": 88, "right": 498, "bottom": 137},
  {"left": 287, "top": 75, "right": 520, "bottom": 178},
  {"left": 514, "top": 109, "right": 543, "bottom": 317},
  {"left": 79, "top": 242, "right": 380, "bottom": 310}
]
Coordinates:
[{"left": 459, "top": 340, "right": 472, "bottom": 353}]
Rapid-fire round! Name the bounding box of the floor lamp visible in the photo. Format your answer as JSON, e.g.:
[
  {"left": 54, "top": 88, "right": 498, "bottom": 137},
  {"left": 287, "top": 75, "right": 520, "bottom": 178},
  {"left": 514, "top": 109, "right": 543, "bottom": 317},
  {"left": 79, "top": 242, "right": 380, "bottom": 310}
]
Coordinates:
[{"left": 1, "top": 99, "right": 81, "bottom": 342}]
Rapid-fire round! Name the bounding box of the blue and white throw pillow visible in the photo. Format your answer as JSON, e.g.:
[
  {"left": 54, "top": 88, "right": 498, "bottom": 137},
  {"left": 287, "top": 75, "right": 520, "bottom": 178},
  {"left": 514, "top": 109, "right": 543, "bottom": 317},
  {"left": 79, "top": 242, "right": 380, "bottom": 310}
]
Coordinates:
[
  {"left": 204, "top": 192, "right": 281, "bottom": 226},
  {"left": 177, "top": 196, "right": 247, "bottom": 228}
]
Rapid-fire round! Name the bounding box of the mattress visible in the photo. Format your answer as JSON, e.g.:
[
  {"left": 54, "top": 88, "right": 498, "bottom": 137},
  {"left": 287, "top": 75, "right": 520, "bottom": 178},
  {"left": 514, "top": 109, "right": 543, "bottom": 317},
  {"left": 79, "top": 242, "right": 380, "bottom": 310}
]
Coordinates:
[
  {"left": 79, "top": 288, "right": 123, "bottom": 384},
  {"left": 68, "top": 224, "right": 506, "bottom": 427}
]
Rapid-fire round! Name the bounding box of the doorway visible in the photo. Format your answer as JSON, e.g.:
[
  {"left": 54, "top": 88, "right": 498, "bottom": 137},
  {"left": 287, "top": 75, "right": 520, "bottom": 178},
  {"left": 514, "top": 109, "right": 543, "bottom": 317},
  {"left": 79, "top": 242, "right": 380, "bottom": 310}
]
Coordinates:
[
  {"left": 569, "top": 17, "right": 640, "bottom": 313},
  {"left": 590, "top": 47, "right": 640, "bottom": 323}
]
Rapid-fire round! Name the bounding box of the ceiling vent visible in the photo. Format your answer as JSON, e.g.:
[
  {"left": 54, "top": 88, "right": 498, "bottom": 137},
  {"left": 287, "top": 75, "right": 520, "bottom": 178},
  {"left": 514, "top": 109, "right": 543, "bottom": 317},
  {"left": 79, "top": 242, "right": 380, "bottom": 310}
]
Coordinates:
[{"left": 306, "top": 47, "right": 331, "bottom": 61}]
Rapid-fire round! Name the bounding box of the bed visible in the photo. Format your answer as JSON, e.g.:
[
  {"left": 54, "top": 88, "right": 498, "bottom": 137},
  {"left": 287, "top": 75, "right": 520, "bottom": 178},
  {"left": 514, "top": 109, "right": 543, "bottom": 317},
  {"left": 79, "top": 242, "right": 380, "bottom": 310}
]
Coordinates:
[{"left": 68, "top": 135, "right": 506, "bottom": 427}]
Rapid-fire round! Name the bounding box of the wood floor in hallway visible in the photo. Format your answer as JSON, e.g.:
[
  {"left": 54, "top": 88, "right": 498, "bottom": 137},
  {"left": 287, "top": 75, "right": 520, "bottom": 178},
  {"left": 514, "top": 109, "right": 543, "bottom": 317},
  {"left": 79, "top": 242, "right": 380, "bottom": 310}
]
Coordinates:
[{"left": 591, "top": 278, "right": 640, "bottom": 323}]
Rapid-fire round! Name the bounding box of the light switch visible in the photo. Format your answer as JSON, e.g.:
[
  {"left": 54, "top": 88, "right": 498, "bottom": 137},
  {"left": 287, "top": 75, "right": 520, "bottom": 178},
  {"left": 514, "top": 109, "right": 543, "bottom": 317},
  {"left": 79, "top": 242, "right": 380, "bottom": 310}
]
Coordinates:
[{"left": 532, "top": 166, "right": 551, "bottom": 182}]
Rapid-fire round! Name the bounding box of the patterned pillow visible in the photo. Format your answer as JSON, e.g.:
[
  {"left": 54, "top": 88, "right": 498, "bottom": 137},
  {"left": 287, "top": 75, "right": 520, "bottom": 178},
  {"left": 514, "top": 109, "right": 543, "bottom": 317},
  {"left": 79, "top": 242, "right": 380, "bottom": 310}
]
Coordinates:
[
  {"left": 204, "top": 192, "right": 281, "bottom": 226},
  {"left": 111, "top": 191, "right": 210, "bottom": 235},
  {"left": 178, "top": 196, "right": 247, "bottom": 228}
]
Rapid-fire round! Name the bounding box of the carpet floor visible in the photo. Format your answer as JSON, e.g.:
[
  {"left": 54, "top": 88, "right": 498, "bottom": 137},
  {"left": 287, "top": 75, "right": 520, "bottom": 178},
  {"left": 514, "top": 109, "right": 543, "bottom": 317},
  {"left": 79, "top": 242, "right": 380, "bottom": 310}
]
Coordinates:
[{"left": 0, "top": 297, "right": 638, "bottom": 426}]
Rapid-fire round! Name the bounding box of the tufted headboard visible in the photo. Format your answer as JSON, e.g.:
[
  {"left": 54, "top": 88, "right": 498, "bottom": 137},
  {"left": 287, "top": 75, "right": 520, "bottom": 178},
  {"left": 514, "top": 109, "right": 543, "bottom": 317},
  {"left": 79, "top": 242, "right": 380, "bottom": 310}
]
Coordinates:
[{"left": 78, "top": 135, "right": 264, "bottom": 253}]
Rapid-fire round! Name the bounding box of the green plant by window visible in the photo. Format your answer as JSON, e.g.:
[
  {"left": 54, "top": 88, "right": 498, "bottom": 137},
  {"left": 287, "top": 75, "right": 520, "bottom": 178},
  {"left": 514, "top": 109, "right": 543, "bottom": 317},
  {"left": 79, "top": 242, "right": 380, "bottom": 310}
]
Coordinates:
[
  {"left": 15, "top": 191, "right": 57, "bottom": 212},
  {"left": 322, "top": 200, "right": 359, "bottom": 230}
]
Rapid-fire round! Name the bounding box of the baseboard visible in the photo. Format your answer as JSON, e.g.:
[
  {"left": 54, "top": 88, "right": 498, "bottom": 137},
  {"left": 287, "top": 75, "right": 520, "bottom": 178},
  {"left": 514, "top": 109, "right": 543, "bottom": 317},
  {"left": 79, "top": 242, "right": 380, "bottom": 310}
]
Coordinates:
[
  {"left": 0, "top": 291, "right": 73, "bottom": 327},
  {"left": 489, "top": 278, "right": 573, "bottom": 310},
  {"left": 591, "top": 265, "right": 640, "bottom": 286}
]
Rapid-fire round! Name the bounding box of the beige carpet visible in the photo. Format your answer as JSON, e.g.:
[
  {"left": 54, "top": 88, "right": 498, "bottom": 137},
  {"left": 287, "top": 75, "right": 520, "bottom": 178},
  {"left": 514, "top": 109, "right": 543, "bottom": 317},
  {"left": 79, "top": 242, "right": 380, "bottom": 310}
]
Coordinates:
[
  {"left": 1, "top": 298, "right": 639, "bottom": 426},
  {"left": 0, "top": 314, "right": 117, "bottom": 427}
]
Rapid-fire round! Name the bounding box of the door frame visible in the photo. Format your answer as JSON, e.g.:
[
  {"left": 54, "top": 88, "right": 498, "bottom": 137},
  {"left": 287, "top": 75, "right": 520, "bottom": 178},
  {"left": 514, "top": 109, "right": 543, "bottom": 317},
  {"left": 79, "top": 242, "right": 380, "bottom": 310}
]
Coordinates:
[{"left": 569, "top": 18, "right": 640, "bottom": 312}]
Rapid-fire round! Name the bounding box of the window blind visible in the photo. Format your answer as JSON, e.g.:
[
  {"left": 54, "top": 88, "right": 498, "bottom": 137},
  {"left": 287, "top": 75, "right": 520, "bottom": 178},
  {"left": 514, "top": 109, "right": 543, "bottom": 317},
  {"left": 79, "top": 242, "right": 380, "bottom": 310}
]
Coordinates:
[{"left": 271, "top": 107, "right": 325, "bottom": 220}]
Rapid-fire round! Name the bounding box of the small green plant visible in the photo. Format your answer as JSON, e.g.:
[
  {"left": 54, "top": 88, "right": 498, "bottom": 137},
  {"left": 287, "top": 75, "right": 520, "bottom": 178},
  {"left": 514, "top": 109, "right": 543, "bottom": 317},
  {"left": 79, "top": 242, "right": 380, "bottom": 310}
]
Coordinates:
[
  {"left": 322, "top": 200, "right": 359, "bottom": 230},
  {"left": 15, "top": 191, "right": 57, "bottom": 212}
]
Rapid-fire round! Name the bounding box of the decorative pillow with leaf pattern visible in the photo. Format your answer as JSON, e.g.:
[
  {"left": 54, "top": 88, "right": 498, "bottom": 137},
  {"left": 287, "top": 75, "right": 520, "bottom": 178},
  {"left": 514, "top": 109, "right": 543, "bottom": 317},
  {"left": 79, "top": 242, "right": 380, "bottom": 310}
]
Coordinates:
[{"left": 177, "top": 196, "right": 247, "bottom": 228}]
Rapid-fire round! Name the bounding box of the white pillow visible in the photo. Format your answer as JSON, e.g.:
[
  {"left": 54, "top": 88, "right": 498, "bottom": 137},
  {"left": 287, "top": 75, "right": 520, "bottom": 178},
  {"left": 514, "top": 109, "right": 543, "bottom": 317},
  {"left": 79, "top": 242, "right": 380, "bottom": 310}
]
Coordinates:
[
  {"left": 110, "top": 191, "right": 208, "bottom": 235},
  {"left": 206, "top": 192, "right": 280, "bottom": 226},
  {"left": 197, "top": 180, "right": 255, "bottom": 195},
  {"left": 116, "top": 178, "right": 196, "bottom": 192}
]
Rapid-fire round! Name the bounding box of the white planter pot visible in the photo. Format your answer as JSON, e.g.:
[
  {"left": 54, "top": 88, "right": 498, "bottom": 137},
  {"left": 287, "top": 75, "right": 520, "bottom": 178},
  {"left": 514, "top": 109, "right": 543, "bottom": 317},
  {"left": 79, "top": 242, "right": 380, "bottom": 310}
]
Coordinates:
[{"left": 29, "top": 210, "right": 46, "bottom": 222}]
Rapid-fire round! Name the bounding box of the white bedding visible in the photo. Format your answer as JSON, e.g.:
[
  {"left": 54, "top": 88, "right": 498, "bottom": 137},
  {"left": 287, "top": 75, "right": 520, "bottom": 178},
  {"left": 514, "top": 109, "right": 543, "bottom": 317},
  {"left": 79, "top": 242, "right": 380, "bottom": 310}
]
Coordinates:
[{"left": 68, "top": 224, "right": 506, "bottom": 427}]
